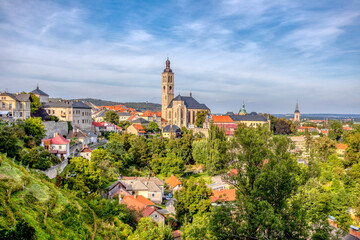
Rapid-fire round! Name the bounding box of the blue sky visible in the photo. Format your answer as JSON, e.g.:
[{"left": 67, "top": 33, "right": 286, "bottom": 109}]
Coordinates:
[{"left": 0, "top": 0, "right": 359, "bottom": 114}]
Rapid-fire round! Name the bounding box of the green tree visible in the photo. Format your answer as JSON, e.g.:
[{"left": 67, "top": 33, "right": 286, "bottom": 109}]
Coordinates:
[
  {"left": 0, "top": 220, "right": 36, "bottom": 240},
  {"left": 129, "top": 217, "right": 173, "bottom": 240},
  {"left": 182, "top": 213, "right": 216, "bottom": 240},
  {"left": 328, "top": 121, "right": 343, "bottom": 141},
  {"left": 0, "top": 124, "right": 23, "bottom": 158},
  {"left": 195, "top": 111, "right": 207, "bottom": 128},
  {"left": 128, "top": 136, "right": 151, "bottom": 167},
  {"left": 174, "top": 177, "right": 212, "bottom": 225},
  {"left": 150, "top": 152, "right": 185, "bottom": 177},
  {"left": 104, "top": 110, "right": 119, "bottom": 124},
  {"left": 118, "top": 121, "right": 131, "bottom": 130},
  {"left": 29, "top": 93, "right": 41, "bottom": 115},
  {"left": 147, "top": 122, "right": 160, "bottom": 133},
  {"left": 274, "top": 118, "right": 292, "bottom": 135},
  {"left": 24, "top": 117, "right": 45, "bottom": 145},
  {"left": 192, "top": 139, "right": 207, "bottom": 165},
  {"left": 344, "top": 132, "right": 360, "bottom": 167}
]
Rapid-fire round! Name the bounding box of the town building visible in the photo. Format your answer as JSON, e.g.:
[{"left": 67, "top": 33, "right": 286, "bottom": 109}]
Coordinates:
[
  {"left": 118, "top": 112, "right": 132, "bottom": 121},
  {"left": 142, "top": 206, "right": 166, "bottom": 226},
  {"left": 92, "top": 122, "right": 120, "bottom": 133},
  {"left": 41, "top": 133, "right": 70, "bottom": 160},
  {"left": 80, "top": 145, "right": 92, "bottom": 160},
  {"left": 211, "top": 189, "right": 236, "bottom": 205},
  {"left": 165, "top": 176, "right": 182, "bottom": 192},
  {"left": 30, "top": 85, "right": 49, "bottom": 103},
  {"left": 162, "top": 125, "right": 181, "bottom": 138},
  {"left": 336, "top": 143, "right": 348, "bottom": 158},
  {"left": 43, "top": 100, "right": 92, "bottom": 130},
  {"left": 161, "top": 58, "right": 210, "bottom": 128},
  {"left": 126, "top": 124, "right": 146, "bottom": 136},
  {"left": 294, "top": 101, "right": 300, "bottom": 122},
  {"left": 0, "top": 92, "right": 31, "bottom": 120}
]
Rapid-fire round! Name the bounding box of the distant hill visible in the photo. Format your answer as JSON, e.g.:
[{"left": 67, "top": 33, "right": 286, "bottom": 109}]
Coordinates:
[{"left": 71, "top": 98, "right": 162, "bottom": 112}]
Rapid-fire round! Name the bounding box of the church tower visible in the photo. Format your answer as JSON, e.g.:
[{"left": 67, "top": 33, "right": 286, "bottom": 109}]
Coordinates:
[
  {"left": 294, "top": 100, "right": 300, "bottom": 122},
  {"left": 161, "top": 58, "right": 174, "bottom": 120}
]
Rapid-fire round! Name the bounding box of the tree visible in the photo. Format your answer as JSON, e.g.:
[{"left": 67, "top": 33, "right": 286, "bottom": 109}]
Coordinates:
[
  {"left": 150, "top": 152, "right": 185, "bottom": 177},
  {"left": 214, "top": 126, "right": 310, "bottom": 239},
  {"left": 274, "top": 119, "right": 292, "bottom": 135},
  {"left": 0, "top": 220, "right": 36, "bottom": 240},
  {"left": 192, "top": 139, "right": 207, "bottom": 165},
  {"left": 104, "top": 110, "right": 119, "bottom": 124},
  {"left": 195, "top": 111, "right": 207, "bottom": 128},
  {"left": 24, "top": 117, "right": 45, "bottom": 145},
  {"left": 0, "top": 125, "right": 23, "bottom": 158},
  {"left": 147, "top": 122, "right": 160, "bottom": 133},
  {"left": 344, "top": 132, "right": 360, "bottom": 167},
  {"left": 129, "top": 217, "right": 173, "bottom": 240},
  {"left": 174, "top": 177, "right": 212, "bottom": 225},
  {"left": 29, "top": 93, "right": 41, "bottom": 115},
  {"left": 328, "top": 121, "right": 343, "bottom": 141},
  {"left": 118, "top": 121, "right": 131, "bottom": 131},
  {"left": 182, "top": 213, "right": 216, "bottom": 240}
]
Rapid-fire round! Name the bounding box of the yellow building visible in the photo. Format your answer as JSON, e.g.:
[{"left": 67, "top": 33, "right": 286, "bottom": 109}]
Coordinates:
[
  {"left": 161, "top": 58, "right": 210, "bottom": 128},
  {"left": 0, "top": 92, "right": 31, "bottom": 121}
]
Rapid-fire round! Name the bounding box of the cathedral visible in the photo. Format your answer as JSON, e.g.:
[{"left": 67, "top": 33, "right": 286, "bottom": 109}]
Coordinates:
[{"left": 161, "top": 58, "right": 210, "bottom": 128}]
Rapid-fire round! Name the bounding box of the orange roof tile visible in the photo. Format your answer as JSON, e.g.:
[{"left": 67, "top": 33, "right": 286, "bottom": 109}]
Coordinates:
[
  {"left": 155, "top": 111, "right": 161, "bottom": 117},
  {"left": 211, "top": 189, "right": 236, "bottom": 203},
  {"left": 122, "top": 195, "right": 155, "bottom": 210},
  {"left": 128, "top": 114, "right": 137, "bottom": 121},
  {"left": 161, "top": 118, "right": 168, "bottom": 122},
  {"left": 229, "top": 169, "right": 238, "bottom": 176},
  {"left": 166, "top": 176, "right": 181, "bottom": 189},
  {"left": 141, "top": 110, "right": 155, "bottom": 117},
  {"left": 336, "top": 143, "right": 348, "bottom": 150},
  {"left": 212, "top": 115, "right": 234, "bottom": 123},
  {"left": 133, "top": 124, "right": 146, "bottom": 133}
]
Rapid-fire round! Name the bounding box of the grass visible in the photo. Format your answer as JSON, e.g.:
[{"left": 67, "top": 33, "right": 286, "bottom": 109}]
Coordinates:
[{"left": 182, "top": 171, "right": 212, "bottom": 183}]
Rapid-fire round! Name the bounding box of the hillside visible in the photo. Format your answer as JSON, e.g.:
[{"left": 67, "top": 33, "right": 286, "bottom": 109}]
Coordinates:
[
  {"left": 71, "top": 98, "right": 162, "bottom": 112},
  {"left": 0, "top": 154, "right": 131, "bottom": 239}
]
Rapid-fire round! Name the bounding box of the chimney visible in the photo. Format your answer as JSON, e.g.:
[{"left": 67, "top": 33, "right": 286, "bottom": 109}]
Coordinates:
[
  {"left": 134, "top": 195, "right": 137, "bottom": 199},
  {"left": 350, "top": 225, "right": 360, "bottom": 239},
  {"left": 54, "top": 133, "right": 59, "bottom": 137}
]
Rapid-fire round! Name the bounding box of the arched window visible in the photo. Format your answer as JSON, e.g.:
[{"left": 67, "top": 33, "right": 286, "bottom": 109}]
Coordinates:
[{"left": 169, "top": 86, "right": 172, "bottom": 90}]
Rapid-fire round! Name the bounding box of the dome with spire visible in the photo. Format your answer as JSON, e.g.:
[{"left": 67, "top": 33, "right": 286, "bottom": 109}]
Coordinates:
[
  {"left": 163, "top": 57, "right": 172, "bottom": 73},
  {"left": 31, "top": 84, "right": 49, "bottom": 96},
  {"left": 238, "top": 102, "right": 247, "bottom": 115}
]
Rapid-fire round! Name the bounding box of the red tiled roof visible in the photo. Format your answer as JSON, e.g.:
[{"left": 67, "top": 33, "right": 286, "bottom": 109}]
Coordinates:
[
  {"left": 155, "top": 111, "right": 161, "bottom": 117},
  {"left": 81, "top": 145, "right": 92, "bottom": 153},
  {"left": 128, "top": 114, "right": 137, "bottom": 121},
  {"left": 122, "top": 195, "right": 155, "bottom": 210},
  {"left": 42, "top": 134, "right": 69, "bottom": 145},
  {"left": 212, "top": 115, "right": 234, "bottom": 123},
  {"left": 92, "top": 121, "right": 105, "bottom": 127},
  {"left": 336, "top": 143, "right": 348, "bottom": 150},
  {"left": 142, "top": 206, "right": 157, "bottom": 217},
  {"left": 173, "top": 230, "right": 182, "bottom": 238},
  {"left": 343, "top": 127, "right": 352, "bottom": 130},
  {"left": 229, "top": 169, "right": 238, "bottom": 176},
  {"left": 166, "top": 176, "right": 181, "bottom": 189},
  {"left": 141, "top": 110, "right": 154, "bottom": 117},
  {"left": 161, "top": 117, "right": 168, "bottom": 122},
  {"left": 211, "top": 189, "right": 236, "bottom": 203},
  {"left": 133, "top": 124, "right": 146, "bottom": 133}
]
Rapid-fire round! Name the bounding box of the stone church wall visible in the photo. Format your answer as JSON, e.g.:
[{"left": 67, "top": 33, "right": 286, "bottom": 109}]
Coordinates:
[{"left": 42, "top": 121, "right": 68, "bottom": 139}]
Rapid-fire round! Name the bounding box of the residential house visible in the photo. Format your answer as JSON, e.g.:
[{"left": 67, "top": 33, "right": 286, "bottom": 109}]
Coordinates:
[
  {"left": 119, "top": 112, "right": 132, "bottom": 121},
  {"left": 80, "top": 145, "right": 92, "bottom": 160},
  {"left": 165, "top": 176, "right": 182, "bottom": 192},
  {"left": 131, "top": 117, "right": 150, "bottom": 127},
  {"left": 126, "top": 124, "right": 146, "bottom": 136},
  {"left": 212, "top": 115, "right": 236, "bottom": 136},
  {"left": 211, "top": 189, "right": 236, "bottom": 206},
  {"left": 30, "top": 85, "right": 49, "bottom": 103},
  {"left": 297, "top": 126, "right": 319, "bottom": 134},
  {"left": 41, "top": 133, "right": 70, "bottom": 160},
  {"left": 173, "top": 230, "right": 182, "bottom": 240},
  {"left": 121, "top": 177, "right": 165, "bottom": 204},
  {"left": 92, "top": 122, "right": 120, "bottom": 134},
  {"left": 122, "top": 195, "right": 156, "bottom": 209},
  {"left": 92, "top": 110, "right": 106, "bottom": 122},
  {"left": 229, "top": 112, "right": 270, "bottom": 128},
  {"left": 139, "top": 110, "right": 162, "bottom": 126},
  {"left": 0, "top": 92, "right": 31, "bottom": 120},
  {"left": 162, "top": 125, "right": 181, "bottom": 138},
  {"left": 142, "top": 206, "right": 166, "bottom": 226},
  {"left": 336, "top": 143, "right": 348, "bottom": 158},
  {"left": 43, "top": 100, "right": 92, "bottom": 130}
]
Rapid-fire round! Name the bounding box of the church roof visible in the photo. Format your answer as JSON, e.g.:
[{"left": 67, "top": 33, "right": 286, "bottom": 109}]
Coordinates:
[
  {"left": 167, "top": 94, "right": 209, "bottom": 110},
  {"left": 230, "top": 113, "right": 267, "bottom": 122},
  {"left": 294, "top": 101, "right": 300, "bottom": 113},
  {"left": 163, "top": 124, "right": 181, "bottom": 133},
  {"left": 31, "top": 86, "right": 49, "bottom": 96}
]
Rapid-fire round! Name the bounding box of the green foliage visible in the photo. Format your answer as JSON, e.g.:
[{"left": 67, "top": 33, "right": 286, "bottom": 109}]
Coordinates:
[
  {"left": 24, "top": 117, "right": 45, "bottom": 146},
  {"left": 48, "top": 115, "right": 59, "bottom": 122},
  {"left": 274, "top": 118, "right": 292, "bottom": 135},
  {"left": 67, "top": 121, "right": 73, "bottom": 131},
  {"left": 344, "top": 132, "right": 360, "bottom": 167},
  {"left": 182, "top": 213, "right": 216, "bottom": 240},
  {"left": 195, "top": 111, "right": 207, "bottom": 128},
  {"left": 328, "top": 120, "right": 344, "bottom": 141},
  {"left": 0, "top": 219, "right": 36, "bottom": 240},
  {"left": 22, "top": 147, "right": 60, "bottom": 170},
  {"left": 0, "top": 124, "right": 24, "bottom": 158},
  {"left": 146, "top": 122, "right": 160, "bottom": 133},
  {"left": 192, "top": 139, "right": 207, "bottom": 165},
  {"left": 129, "top": 217, "right": 173, "bottom": 240},
  {"left": 174, "top": 177, "right": 212, "bottom": 225},
  {"left": 150, "top": 152, "right": 185, "bottom": 177},
  {"left": 104, "top": 110, "right": 119, "bottom": 124},
  {"left": 29, "top": 93, "right": 41, "bottom": 115},
  {"left": 118, "top": 121, "right": 131, "bottom": 130}
]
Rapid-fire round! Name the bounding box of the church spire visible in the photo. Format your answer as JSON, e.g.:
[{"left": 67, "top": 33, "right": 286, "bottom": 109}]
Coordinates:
[
  {"left": 163, "top": 57, "right": 172, "bottom": 73},
  {"left": 295, "top": 100, "right": 300, "bottom": 113}
]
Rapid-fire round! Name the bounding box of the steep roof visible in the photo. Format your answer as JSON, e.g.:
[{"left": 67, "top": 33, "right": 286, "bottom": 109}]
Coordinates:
[
  {"left": 142, "top": 206, "right": 157, "bottom": 217},
  {"left": 212, "top": 115, "right": 234, "bottom": 123},
  {"left": 131, "top": 118, "right": 150, "bottom": 124},
  {"left": 162, "top": 125, "right": 181, "bottom": 133},
  {"left": 1, "top": 93, "right": 31, "bottom": 102},
  {"left": 121, "top": 179, "right": 148, "bottom": 191},
  {"left": 132, "top": 124, "right": 146, "bottom": 133},
  {"left": 166, "top": 176, "right": 181, "bottom": 189},
  {"left": 31, "top": 86, "right": 49, "bottom": 96},
  {"left": 81, "top": 145, "right": 92, "bottom": 153},
  {"left": 122, "top": 195, "right": 155, "bottom": 210},
  {"left": 42, "top": 134, "right": 70, "bottom": 145},
  {"left": 229, "top": 113, "right": 267, "bottom": 122},
  {"left": 211, "top": 189, "right": 236, "bottom": 203},
  {"left": 167, "top": 94, "right": 209, "bottom": 110}
]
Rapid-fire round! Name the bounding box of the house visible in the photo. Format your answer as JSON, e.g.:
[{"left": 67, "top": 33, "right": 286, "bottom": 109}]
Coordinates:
[
  {"left": 142, "top": 206, "right": 166, "bottom": 226},
  {"left": 126, "top": 124, "right": 146, "bottom": 136},
  {"left": 92, "top": 110, "right": 106, "bottom": 122},
  {"left": 43, "top": 100, "right": 92, "bottom": 130},
  {"left": 229, "top": 112, "right": 270, "bottom": 128},
  {"left": 120, "top": 177, "right": 165, "bottom": 204},
  {"left": 336, "top": 143, "right": 348, "bottom": 157},
  {"left": 122, "top": 195, "right": 156, "bottom": 209},
  {"left": 103, "top": 181, "right": 132, "bottom": 199},
  {"left": 118, "top": 112, "right": 132, "bottom": 121},
  {"left": 162, "top": 125, "right": 181, "bottom": 138},
  {"left": 80, "top": 145, "right": 92, "bottom": 160},
  {"left": 0, "top": 92, "right": 31, "bottom": 120},
  {"left": 212, "top": 115, "right": 236, "bottom": 136},
  {"left": 165, "top": 176, "right": 182, "bottom": 192},
  {"left": 297, "top": 126, "right": 319, "bottom": 134},
  {"left": 92, "top": 122, "right": 119, "bottom": 133},
  {"left": 211, "top": 189, "right": 236, "bottom": 205},
  {"left": 30, "top": 85, "right": 49, "bottom": 103},
  {"left": 41, "top": 133, "right": 70, "bottom": 160},
  {"left": 173, "top": 230, "right": 182, "bottom": 240},
  {"left": 131, "top": 117, "right": 150, "bottom": 127}
]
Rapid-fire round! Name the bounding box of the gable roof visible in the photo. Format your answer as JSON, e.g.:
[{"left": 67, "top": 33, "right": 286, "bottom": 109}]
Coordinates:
[
  {"left": 336, "top": 143, "right": 348, "bottom": 150},
  {"left": 163, "top": 125, "right": 181, "bottom": 133},
  {"left": 122, "top": 195, "right": 155, "bottom": 210},
  {"left": 229, "top": 114, "right": 267, "bottom": 122},
  {"left": 43, "top": 101, "right": 91, "bottom": 109},
  {"left": 166, "top": 176, "right": 182, "bottom": 188},
  {"left": 211, "top": 189, "right": 236, "bottom": 203},
  {"left": 167, "top": 94, "right": 209, "bottom": 110},
  {"left": 31, "top": 86, "right": 49, "bottom": 96},
  {"left": 212, "top": 115, "right": 234, "bottom": 123},
  {"left": 131, "top": 118, "right": 150, "bottom": 124},
  {"left": 132, "top": 124, "right": 146, "bottom": 133},
  {"left": 42, "top": 134, "right": 70, "bottom": 145},
  {"left": 81, "top": 145, "right": 92, "bottom": 153},
  {"left": 1, "top": 93, "right": 31, "bottom": 102}
]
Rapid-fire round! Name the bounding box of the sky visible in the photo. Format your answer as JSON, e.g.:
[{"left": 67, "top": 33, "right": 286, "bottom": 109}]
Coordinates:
[{"left": 0, "top": 0, "right": 359, "bottom": 114}]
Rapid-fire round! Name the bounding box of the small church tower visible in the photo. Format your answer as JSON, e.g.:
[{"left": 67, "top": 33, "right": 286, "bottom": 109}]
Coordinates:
[
  {"left": 294, "top": 101, "right": 300, "bottom": 122},
  {"left": 239, "top": 102, "right": 247, "bottom": 115},
  {"left": 161, "top": 58, "right": 174, "bottom": 120}
]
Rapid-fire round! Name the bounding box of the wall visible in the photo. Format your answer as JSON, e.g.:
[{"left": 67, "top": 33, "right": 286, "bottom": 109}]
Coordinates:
[{"left": 42, "top": 121, "right": 68, "bottom": 139}]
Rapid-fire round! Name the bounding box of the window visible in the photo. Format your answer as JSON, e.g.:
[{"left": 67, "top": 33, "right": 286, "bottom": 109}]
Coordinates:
[
  {"left": 82, "top": 112, "right": 84, "bottom": 116},
  {"left": 155, "top": 214, "right": 158, "bottom": 218},
  {"left": 52, "top": 110, "right": 55, "bottom": 114},
  {"left": 20, "top": 112, "right": 22, "bottom": 117},
  {"left": 2, "top": 103, "right": 4, "bottom": 108},
  {"left": 59, "top": 146, "right": 62, "bottom": 150},
  {"left": 9, "top": 104, "right": 12, "bottom": 109},
  {"left": 82, "top": 120, "right": 84, "bottom": 124},
  {"left": 152, "top": 193, "right": 155, "bottom": 197}
]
